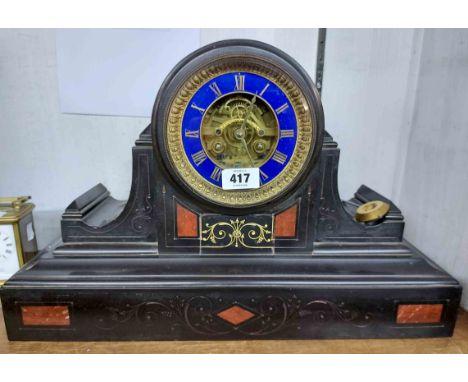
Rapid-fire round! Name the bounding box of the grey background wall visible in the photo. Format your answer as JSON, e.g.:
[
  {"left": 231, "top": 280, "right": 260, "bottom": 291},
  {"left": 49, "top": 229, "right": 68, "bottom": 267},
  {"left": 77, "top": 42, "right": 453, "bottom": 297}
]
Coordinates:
[
  {"left": 0, "top": 29, "right": 467, "bottom": 308},
  {"left": 397, "top": 29, "right": 468, "bottom": 309},
  {"left": 322, "top": 29, "right": 468, "bottom": 310},
  {"left": 0, "top": 28, "right": 319, "bottom": 244},
  {"left": 321, "top": 29, "right": 419, "bottom": 200},
  {"left": 0, "top": 29, "right": 148, "bottom": 247}
]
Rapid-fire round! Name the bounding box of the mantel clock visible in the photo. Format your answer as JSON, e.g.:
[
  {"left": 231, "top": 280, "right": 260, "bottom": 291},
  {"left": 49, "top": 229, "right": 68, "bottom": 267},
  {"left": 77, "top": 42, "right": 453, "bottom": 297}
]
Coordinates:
[{"left": 0, "top": 39, "right": 461, "bottom": 341}]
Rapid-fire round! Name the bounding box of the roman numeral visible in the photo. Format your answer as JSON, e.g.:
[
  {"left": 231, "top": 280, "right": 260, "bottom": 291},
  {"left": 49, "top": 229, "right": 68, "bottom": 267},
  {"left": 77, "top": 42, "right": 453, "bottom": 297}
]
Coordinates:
[
  {"left": 275, "top": 103, "right": 289, "bottom": 114},
  {"left": 191, "top": 150, "right": 207, "bottom": 166},
  {"left": 184, "top": 129, "right": 199, "bottom": 138},
  {"left": 235, "top": 74, "right": 245, "bottom": 91},
  {"left": 6, "top": 249, "right": 12, "bottom": 254},
  {"left": 259, "top": 169, "right": 268, "bottom": 184},
  {"left": 259, "top": 83, "right": 270, "bottom": 96},
  {"left": 210, "top": 166, "right": 222, "bottom": 182},
  {"left": 209, "top": 82, "right": 223, "bottom": 97},
  {"left": 191, "top": 103, "right": 205, "bottom": 114},
  {"left": 280, "top": 129, "right": 295, "bottom": 138},
  {"left": 272, "top": 150, "right": 288, "bottom": 165}
]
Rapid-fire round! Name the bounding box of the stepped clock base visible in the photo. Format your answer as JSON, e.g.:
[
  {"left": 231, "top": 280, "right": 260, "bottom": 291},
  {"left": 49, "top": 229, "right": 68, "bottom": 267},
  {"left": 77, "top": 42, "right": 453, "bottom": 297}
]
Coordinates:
[{"left": 0, "top": 241, "right": 461, "bottom": 341}]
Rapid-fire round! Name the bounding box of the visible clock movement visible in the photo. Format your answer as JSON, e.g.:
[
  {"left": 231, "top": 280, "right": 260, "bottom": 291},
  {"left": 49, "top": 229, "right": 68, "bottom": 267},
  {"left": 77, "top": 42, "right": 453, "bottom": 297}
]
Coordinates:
[{"left": 0, "top": 39, "right": 461, "bottom": 341}]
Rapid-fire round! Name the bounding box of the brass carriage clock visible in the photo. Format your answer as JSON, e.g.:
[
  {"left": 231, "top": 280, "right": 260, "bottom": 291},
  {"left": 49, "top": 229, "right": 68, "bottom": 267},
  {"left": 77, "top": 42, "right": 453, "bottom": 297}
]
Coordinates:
[
  {"left": 0, "top": 196, "right": 38, "bottom": 284},
  {"left": 0, "top": 40, "right": 461, "bottom": 341}
]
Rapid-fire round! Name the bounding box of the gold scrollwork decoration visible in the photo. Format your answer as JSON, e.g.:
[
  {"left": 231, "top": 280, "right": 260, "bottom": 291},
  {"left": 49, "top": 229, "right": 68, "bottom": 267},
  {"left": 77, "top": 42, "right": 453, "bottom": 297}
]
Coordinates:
[{"left": 201, "top": 218, "right": 272, "bottom": 248}]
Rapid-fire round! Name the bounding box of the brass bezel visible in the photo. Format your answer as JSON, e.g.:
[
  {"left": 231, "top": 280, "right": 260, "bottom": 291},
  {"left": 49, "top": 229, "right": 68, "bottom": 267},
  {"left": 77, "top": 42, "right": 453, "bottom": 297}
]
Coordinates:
[{"left": 165, "top": 59, "right": 314, "bottom": 208}]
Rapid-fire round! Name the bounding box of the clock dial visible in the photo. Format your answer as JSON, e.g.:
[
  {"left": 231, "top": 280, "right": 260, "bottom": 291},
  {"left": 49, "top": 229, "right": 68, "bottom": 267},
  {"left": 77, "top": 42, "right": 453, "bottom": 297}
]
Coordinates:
[
  {"left": 154, "top": 41, "right": 323, "bottom": 208},
  {"left": 182, "top": 72, "right": 297, "bottom": 188},
  {"left": 0, "top": 224, "right": 20, "bottom": 279}
]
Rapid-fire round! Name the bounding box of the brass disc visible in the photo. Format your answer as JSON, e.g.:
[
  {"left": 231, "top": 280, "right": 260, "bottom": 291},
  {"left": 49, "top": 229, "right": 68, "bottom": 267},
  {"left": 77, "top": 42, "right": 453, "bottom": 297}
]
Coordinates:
[{"left": 355, "top": 200, "right": 390, "bottom": 222}]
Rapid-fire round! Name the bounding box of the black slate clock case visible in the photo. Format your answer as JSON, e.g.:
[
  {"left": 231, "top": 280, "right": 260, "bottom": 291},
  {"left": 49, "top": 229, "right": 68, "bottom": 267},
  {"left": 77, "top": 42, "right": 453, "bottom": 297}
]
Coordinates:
[{"left": 0, "top": 40, "right": 461, "bottom": 341}]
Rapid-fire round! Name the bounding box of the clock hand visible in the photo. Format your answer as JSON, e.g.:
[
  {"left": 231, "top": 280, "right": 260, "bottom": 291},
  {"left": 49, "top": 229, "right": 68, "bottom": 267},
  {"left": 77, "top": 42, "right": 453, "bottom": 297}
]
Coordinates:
[
  {"left": 241, "top": 137, "right": 255, "bottom": 166},
  {"left": 237, "top": 93, "right": 257, "bottom": 167},
  {"left": 239, "top": 93, "right": 257, "bottom": 132}
]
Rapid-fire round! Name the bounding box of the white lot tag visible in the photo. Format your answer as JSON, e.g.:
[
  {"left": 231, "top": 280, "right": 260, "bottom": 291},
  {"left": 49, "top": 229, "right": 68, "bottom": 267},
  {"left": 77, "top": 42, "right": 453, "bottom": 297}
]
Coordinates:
[{"left": 222, "top": 168, "right": 260, "bottom": 190}]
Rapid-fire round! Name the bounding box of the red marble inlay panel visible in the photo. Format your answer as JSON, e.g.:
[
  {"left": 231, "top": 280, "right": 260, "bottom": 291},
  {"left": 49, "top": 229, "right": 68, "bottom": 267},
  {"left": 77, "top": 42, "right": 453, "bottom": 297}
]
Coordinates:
[
  {"left": 217, "top": 305, "right": 255, "bottom": 326},
  {"left": 176, "top": 203, "right": 199, "bottom": 238},
  {"left": 274, "top": 204, "right": 298, "bottom": 238},
  {"left": 396, "top": 304, "right": 444, "bottom": 324},
  {"left": 21, "top": 305, "right": 70, "bottom": 326}
]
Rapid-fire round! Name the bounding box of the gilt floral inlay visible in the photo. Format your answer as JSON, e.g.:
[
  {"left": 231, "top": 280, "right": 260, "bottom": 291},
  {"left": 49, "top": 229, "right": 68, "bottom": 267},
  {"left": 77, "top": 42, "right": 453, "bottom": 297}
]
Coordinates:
[{"left": 201, "top": 216, "right": 272, "bottom": 248}]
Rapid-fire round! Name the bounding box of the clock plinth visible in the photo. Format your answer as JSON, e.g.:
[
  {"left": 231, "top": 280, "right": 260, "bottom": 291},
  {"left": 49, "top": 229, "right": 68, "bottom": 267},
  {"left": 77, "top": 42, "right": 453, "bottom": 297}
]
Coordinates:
[
  {"left": 0, "top": 40, "right": 461, "bottom": 341},
  {"left": 0, "top": 241, "right": 461, "bottom": 340}
]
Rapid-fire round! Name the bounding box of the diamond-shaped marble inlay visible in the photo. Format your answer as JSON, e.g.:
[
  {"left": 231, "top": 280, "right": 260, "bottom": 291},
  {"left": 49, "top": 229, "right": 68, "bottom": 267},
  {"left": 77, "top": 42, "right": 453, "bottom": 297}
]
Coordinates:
[{"left": 216, "top": 305, "right": 255, "bottom": 326}]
